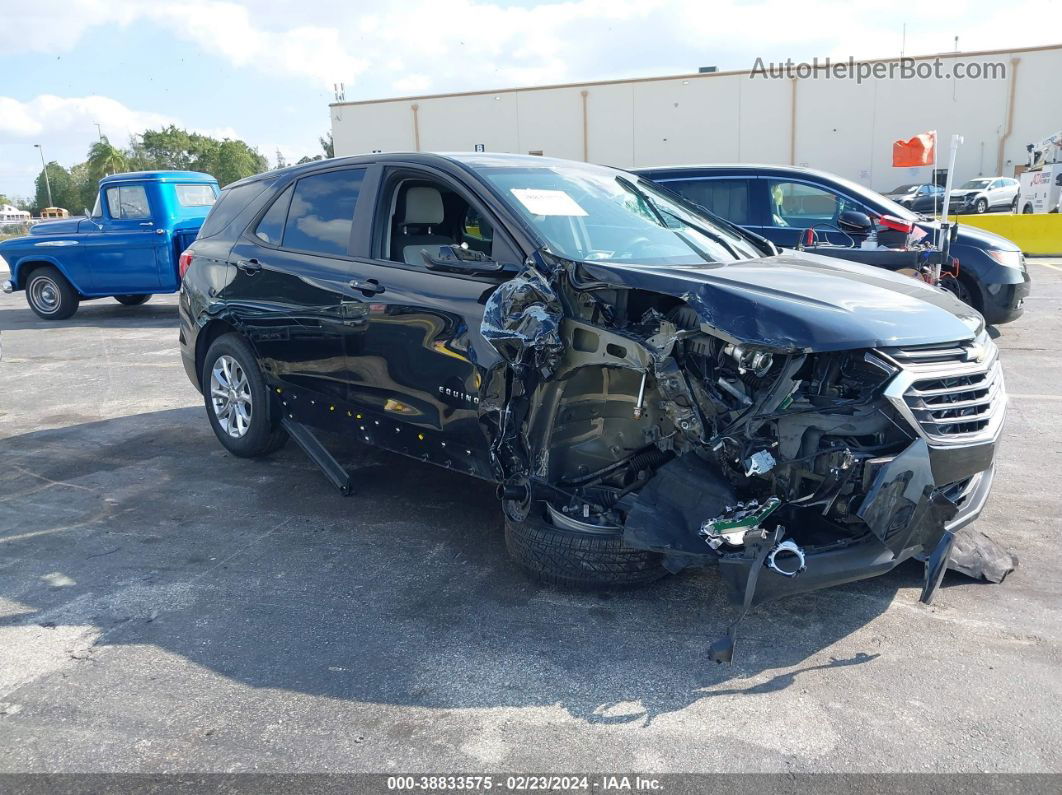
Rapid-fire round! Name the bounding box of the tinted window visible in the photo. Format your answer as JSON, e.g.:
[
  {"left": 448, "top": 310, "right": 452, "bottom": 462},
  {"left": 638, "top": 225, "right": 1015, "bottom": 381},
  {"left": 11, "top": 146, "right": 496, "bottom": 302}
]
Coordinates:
[
  {"left": 255, "top": 184, "right": 293, "bottom": 245},
  {"left": 199, "top": 180, "right": 271, "bottom": 239},
  {"left": 766, "top": 180, "right": 854, "bottom": 227},
  {"left": 282, "top": 168, "right": 365, "bottom": 256},
  {"left": 666, "top": 179, "right": 751, "bottom": 225},
  {"left": 105, "top": 185, "right": 151, "bottom": 220},
  {"left": 175, "top": 184, "right": 217, "bottom": 207}
]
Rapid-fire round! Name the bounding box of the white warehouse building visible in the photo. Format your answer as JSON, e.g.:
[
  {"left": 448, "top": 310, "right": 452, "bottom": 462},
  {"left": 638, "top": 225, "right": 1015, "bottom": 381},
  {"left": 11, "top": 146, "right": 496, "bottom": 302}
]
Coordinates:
[{"left": 331, "top": 43, "right": 1062, "bottom": 193}]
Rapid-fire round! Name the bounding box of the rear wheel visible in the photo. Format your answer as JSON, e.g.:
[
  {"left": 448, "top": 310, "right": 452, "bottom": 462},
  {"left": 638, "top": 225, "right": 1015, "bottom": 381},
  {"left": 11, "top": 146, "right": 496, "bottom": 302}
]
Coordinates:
[
  {"left": 202, "top": 333, "right": 287, "bottom": 458},
  {"left": 25, "top": 266, "right": 79, "bottom": 320},
  {"left": 1022, "top": 203, "right": 1034, "bottom": 214},
  {"left": 114, "top": 294, "right": 151, "bottom": 306},
  {"left": 504, "top": 510, "right": 667, "bottom": 589}
]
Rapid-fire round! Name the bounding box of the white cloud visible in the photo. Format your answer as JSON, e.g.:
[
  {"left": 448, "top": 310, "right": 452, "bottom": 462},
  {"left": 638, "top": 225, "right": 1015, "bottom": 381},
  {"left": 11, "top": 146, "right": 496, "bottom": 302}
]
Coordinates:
[
  {"left": 3, "top": 0, "right": 1060, "bottom": 98},
  {"left": 0, "top": 95, "right": 256, "bottom": 197}
]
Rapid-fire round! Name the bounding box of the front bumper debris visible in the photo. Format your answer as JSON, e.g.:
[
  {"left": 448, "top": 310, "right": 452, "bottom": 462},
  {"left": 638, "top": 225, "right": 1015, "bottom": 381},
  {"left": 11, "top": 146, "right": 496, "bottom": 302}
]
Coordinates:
[{"left": 707, "top": 437, "right": 998, "bottom": 663}]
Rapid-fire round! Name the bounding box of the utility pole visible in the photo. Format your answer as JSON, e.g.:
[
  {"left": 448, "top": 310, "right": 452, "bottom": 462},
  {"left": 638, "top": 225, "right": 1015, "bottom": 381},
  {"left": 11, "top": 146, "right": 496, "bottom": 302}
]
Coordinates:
[
  {"left": 33, "top": 144, "right": 53, "bottom": 208},
  {"left": 94, "top": 122, "right": 104, "bottom": 142}
]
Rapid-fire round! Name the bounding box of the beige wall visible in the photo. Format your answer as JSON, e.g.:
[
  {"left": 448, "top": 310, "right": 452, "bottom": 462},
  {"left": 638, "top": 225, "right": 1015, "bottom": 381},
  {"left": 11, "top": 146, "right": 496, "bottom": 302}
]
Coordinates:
[{"left": 331, "top": 45, "right": 1062, "bottom": 192}]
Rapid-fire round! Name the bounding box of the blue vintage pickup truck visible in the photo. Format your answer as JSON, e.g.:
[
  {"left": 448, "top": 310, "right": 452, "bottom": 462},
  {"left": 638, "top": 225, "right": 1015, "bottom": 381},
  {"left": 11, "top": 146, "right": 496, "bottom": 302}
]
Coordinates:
[{"left": 1, "top": 170, "right": 220, "bottom": 319}]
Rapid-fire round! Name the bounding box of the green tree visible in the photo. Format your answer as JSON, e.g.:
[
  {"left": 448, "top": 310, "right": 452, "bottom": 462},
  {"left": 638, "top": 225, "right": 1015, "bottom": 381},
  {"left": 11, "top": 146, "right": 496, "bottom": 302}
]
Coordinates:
[
  {"left": 34, "top": 162, "right": 78, "bottom": 212},
  {"left": 67, "top": 162, "right": 97, "bottom": 214},
  {"left": 86, "top": 137, "right": 128, "bottom": 183},
  {"left": 133, "top": 126, "right": 267, "bottom": 186},
  {"left": 320, "top": 131, "right": 334, "bottom": 158}
]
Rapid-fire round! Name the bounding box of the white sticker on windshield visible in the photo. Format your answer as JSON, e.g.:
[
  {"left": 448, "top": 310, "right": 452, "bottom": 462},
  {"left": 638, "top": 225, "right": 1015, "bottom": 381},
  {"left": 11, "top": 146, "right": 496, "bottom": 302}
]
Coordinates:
[{"left": 510, "top": 188, "right": 588, "bottom": 217}]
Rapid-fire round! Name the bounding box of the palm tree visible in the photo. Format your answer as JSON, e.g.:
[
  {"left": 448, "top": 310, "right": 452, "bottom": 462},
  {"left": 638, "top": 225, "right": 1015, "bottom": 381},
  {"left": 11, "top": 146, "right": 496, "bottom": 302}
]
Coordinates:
[{"left": 86, "top": 137, "right": 128, "bottom": 181}]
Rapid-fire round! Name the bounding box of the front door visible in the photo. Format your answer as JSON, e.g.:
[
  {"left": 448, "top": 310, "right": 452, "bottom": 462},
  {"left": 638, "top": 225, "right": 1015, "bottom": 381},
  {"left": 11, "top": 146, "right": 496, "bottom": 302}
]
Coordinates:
[
  {"left": 755, "top": 178, "right": 863, "bottom": 248},
  {"left": 95, "top": 182, "right": 166, "bottom": 293},
  {"left": 338, "top": 167, "right": 521, "bottom": 477}
]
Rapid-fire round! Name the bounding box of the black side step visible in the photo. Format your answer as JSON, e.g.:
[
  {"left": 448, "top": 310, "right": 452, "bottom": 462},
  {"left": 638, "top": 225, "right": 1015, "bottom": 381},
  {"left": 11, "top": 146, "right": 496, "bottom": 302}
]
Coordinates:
[{"left": 281, "top": 417, "right": 352, "bottom": 496}]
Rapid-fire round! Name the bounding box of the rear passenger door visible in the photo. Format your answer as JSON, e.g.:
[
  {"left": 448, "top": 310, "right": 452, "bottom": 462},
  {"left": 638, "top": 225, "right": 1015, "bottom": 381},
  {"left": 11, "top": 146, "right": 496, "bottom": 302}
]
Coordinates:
[{"left": 225, "top": 166, "right": 370, "bottom": 405}]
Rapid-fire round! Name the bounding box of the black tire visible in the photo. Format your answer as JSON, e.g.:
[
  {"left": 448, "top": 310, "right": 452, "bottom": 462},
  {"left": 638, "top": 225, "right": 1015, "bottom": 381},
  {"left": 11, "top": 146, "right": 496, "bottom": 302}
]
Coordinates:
[
  {"left": 1011, "top": 196, "right": 1019, "bottom": 213},
  {"left": 25, "top": 265, "right": 79, "bottom": 320},
  {"left": 504, "top": 511, "right": 667, "bottom": 589},
  {"left": 201, "top": 333, "right": 287, "bottom": 458},
  {"left": 114, "top": 294, "right": 151, "bottom": 306},
  {"left": 1022, "top": 204, "right": 1034, "bottom": 214},
  {"left": 940, "top": 271, "right": 980, "bottom": 311},
  {"left": 975, "top": 198, "right": 988, "bottom": 214}
]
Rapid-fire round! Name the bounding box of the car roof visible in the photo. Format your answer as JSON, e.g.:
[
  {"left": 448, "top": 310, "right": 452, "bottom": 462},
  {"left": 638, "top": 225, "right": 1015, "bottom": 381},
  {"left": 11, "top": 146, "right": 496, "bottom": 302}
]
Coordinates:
[
  {"left": 224, "top": 152, "right": 619, "bottom": 190},
  {"left": 632, "top": 163, "right": 851, "bottom": 180},
  {"left": 99, "top": 170, "right": 218, "bottom": 186}
]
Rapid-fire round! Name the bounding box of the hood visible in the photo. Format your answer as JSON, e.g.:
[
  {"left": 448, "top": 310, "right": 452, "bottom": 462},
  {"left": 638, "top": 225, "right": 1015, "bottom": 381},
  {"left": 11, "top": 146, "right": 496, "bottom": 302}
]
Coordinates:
[
  {"left": 29, "top": 218, "right": 83, "bottom": 236},
  {"left": 948, "top": 190, "right": 979, "bottom": 199},
  {"left": 915, "top": 220, "right": 1021, "bottom": 252},
  {"left": 575, "top": 253, "right": 982, "bottom": 353}
]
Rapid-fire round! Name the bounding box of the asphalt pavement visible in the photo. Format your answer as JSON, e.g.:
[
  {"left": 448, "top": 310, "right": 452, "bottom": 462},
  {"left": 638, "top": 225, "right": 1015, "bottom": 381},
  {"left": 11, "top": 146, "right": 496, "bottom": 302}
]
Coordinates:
[{"left": 0, "top": 261, "right": 1059, "bottom": 774}]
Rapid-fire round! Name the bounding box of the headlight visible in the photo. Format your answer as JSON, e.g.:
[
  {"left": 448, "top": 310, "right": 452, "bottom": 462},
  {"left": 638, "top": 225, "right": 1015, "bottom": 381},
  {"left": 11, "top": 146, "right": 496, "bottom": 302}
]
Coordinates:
[{"left": 986, "top": 250, "right": 1024, "bottom": 269}]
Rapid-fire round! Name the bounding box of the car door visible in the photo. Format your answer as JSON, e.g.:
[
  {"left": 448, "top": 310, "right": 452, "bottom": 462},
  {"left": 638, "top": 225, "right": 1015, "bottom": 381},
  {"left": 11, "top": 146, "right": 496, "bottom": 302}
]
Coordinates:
[
  {"left": 755, "top": 178, "right": 860, "bottom": 247},
  {"left": 90, "top": 182, "right": 167, "bottom": 293},
  {"left": 225, "top": 165, "right": 371, "bottom": 405},
  {"left": 336, "top": 165, "right": 521, "bottom": 478}
]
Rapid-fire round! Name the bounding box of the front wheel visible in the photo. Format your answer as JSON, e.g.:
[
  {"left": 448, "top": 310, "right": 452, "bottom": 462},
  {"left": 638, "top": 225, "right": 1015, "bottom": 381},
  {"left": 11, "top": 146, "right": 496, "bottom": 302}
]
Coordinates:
[
  {"left": 114, "top": 294, "right": 151, "bottom": 306},
  {"left": 504, "top": 511, "right": 667, "bottom": 589},
  {"left": 25, "top": 266, "right": 79, "bottom": 320},
  {"left": 1022, "top": 203, "right": 1035, "bottom": 214},
  {"left": 975, "top": 198, "right": 988, "bottom": 214},
  {"left": 201, "top": 333, "right": 287, "bottom": 458}
]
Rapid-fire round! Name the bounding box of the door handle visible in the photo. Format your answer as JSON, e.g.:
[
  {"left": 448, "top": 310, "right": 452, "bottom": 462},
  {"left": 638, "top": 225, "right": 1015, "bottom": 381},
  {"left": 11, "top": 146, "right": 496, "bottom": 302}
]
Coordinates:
[
  {"left": 348, "top": 278, "right": 384, "bottom": 296},
  {"left": 236, "top": 258, "right": 262, "bottom": 274}
]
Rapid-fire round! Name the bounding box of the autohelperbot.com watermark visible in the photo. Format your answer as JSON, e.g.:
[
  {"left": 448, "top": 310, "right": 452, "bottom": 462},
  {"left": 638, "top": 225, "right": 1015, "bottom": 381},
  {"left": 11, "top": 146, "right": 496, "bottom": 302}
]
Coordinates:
[{"left": 750, "top": 56, "right": 1007, "bottom": 83}]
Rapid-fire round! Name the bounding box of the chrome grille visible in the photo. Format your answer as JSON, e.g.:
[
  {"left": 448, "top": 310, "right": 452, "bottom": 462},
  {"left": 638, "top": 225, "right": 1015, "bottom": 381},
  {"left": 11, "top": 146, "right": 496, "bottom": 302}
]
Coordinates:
[{"left": 878, "top": 333, "right": 1006, "bottom": 444}]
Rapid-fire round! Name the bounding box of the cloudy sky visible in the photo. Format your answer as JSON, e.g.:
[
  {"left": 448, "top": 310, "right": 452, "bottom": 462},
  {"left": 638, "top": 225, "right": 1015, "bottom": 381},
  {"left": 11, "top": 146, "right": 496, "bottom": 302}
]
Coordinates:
[{"left": 1, "top": 0, "right": 1058, "bottom": 197}]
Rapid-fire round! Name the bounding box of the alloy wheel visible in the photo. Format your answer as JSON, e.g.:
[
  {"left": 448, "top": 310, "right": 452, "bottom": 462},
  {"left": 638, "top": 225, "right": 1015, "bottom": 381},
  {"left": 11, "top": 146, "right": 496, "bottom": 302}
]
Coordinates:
[{"left": 209, "top": 354, "right": 253, "bottom": 438}]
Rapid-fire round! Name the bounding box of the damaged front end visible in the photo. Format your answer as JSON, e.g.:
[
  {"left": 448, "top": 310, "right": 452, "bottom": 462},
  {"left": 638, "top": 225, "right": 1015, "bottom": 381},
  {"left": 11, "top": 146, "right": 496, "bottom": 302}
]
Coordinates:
[{"left": 482, "top": 252, "right": 1008, "bottom": 662}]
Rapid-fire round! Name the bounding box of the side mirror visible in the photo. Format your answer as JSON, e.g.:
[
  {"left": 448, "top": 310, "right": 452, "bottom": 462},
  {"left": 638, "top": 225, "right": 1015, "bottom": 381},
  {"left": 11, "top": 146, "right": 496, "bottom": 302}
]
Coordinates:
[
  {"left": 422, "top": 244, "right": 503, "bottom": 274},
  {"left": 838, "top": 210, "right": 874, "bottom": 234}
]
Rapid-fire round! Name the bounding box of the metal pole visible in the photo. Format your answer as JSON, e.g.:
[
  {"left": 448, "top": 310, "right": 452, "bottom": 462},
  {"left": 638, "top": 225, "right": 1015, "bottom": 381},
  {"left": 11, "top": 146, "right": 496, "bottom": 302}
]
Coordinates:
[
  {"left": 936, "top": 133, "right": 964, "bottom": 283},
  {"left": 34, "top": 144, "right": 53, "bottom": 208}
]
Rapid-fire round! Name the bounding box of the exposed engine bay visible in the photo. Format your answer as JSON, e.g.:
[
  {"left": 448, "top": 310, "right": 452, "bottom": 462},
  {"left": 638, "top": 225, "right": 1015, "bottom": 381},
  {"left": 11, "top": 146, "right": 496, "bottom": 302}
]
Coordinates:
[{"left": 482, "top": 253, "right": 1012, "bottom": 661}]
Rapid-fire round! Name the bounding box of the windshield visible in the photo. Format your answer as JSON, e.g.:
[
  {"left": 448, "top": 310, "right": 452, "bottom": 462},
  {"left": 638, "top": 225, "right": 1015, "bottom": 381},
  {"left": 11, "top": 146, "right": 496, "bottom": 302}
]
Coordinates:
[
  {"left": 478, "top": 164, "right": 762, "bottom": 265},
  {"left": 960, "top": 179, "right": 992, "bottom": 189}
]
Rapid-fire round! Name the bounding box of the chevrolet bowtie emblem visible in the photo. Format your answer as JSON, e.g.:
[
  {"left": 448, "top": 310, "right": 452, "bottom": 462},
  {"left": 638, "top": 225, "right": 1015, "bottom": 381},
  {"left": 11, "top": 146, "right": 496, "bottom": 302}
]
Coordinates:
[{"left": 966, "top": 343, "right": 986, "bottom": 363}]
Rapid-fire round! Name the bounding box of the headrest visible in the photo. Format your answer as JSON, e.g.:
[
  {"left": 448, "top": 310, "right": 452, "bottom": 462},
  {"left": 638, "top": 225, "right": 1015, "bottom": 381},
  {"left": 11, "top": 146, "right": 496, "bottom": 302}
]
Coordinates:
[{"left": 402, "top": 186, "right": 444, "bottom": 225}]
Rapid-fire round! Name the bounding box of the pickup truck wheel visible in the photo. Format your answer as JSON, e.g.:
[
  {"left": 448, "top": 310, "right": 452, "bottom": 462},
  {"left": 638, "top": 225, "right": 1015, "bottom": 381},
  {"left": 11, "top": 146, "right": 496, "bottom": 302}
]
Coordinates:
[
  {"left": 202, "top": 334, "right": 287, "bottom": 458},
  {"left": 114, "top": 294, "right": 151, "bottom": 306},
  {"left": 25, "top": 266, "right": 79, "bottom": 320},
  {"left": 504, "top": 510, "right": 667, "bottom": 589}
]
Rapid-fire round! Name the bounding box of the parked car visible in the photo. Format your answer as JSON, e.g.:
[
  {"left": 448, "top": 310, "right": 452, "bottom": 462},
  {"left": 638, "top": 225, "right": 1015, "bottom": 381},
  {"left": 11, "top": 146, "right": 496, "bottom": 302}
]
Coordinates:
[
  {"left": 179, "top": 153, "right": 1005, "bottom": 660},
  {"left": 947, "top": 177, "right": 1020, "bottom": 214},
  {"left": 633, "top": 164, "right": 1030, "bottom": 325},
  {"left": 0, "top": 170, "right": 220, "bottom": 319},
  {"left": 883, "top": 183, "right": 945, "bottom": 212}
]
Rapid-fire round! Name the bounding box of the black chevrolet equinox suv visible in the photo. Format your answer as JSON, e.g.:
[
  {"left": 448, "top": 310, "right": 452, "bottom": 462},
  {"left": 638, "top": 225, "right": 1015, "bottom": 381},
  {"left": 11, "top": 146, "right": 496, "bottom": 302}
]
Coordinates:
[{"left": 179, "top": 153, "right": 1006, "bottom": 660}]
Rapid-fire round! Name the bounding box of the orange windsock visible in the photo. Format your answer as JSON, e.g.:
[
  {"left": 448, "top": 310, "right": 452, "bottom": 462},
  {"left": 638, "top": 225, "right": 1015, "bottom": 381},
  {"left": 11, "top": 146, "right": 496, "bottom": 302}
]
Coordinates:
[{"left": 893, "top": 131, "right": 936, "bottom": 167}]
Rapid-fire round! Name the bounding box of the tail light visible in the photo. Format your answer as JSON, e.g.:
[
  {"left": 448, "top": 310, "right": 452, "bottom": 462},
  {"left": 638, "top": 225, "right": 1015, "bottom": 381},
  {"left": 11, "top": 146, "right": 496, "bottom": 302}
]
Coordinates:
[{"left": 178, "top": 250, "right": 193, "bottom": 279}]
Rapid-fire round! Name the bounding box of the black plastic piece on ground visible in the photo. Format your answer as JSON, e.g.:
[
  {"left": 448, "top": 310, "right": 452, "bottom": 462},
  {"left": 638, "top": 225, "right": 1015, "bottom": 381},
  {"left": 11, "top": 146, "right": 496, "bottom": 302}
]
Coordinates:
[
  {"left": 921, "top": 530, "right": 955, "bottom": 605},
  {"left": 280, "top": 417, "right": 352, "bottom": 496}
]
